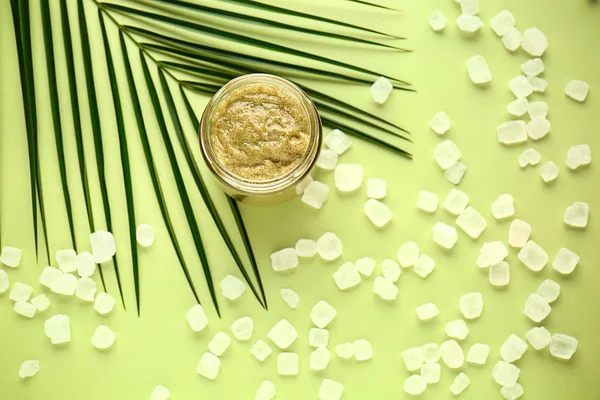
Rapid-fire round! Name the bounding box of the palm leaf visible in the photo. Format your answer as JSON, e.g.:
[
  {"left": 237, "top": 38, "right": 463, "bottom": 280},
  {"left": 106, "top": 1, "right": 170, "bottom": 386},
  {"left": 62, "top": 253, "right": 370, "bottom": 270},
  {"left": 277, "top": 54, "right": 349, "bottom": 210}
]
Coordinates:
[{"left": 347, "top": 0, "right": 401, "bottom": 11}]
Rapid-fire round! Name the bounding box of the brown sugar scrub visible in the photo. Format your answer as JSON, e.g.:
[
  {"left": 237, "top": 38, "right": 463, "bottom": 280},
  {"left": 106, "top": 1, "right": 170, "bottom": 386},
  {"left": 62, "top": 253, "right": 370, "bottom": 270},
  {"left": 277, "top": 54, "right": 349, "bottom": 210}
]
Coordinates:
[{"left": 210, "top": 82, "right": 311, "bottom": 181}]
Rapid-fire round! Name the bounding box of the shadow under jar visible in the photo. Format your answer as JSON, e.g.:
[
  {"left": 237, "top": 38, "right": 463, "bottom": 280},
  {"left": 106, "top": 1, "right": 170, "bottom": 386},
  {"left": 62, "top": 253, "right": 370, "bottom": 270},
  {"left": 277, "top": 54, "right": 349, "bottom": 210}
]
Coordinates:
[{"left": 200, "top": 74, "right": 322, "bottom": 205}]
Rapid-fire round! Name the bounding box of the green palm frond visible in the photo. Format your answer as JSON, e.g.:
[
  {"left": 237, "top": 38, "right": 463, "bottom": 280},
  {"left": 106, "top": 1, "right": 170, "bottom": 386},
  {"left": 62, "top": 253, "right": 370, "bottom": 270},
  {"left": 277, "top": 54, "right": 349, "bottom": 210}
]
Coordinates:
[{"left": 8, "top": 0, "right": 410, "bottom": 314}]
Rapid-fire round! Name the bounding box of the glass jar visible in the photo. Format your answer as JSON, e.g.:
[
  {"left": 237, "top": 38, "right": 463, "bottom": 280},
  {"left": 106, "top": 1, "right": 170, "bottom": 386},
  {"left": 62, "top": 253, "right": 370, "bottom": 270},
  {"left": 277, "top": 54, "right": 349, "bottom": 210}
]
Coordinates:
[{"left": 200, "top": 74, "right": 322, "bottom": 205}]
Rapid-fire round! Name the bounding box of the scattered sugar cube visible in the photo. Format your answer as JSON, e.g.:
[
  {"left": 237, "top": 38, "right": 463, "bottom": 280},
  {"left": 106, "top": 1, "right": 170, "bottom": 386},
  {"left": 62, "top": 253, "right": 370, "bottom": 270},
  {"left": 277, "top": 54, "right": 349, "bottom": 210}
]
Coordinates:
[
  {"left": 414, "top": 254, "right": 435, "bottom": 278},
  {"left": 528, "top": 101, "right": 548, "bottom": 119},
  {"left": 492, "top": 361, "right": 520, "bottom": 387},
  {"left": 518, "top": 148, "right": 541, "bottom": 167},
  {"left": 442, "top": 189, "right": 469, "bottom": 215},
  {"left": 416, "top": 303, "right": 438, "bottom": 321},
  {"left": 255, "top": 381, "right": 276, "bottom": 400},
  {"left": 0, "top": 246, "right": 22, "bottom": 267},
  {"left": 526, "top": 326, "right": 551, "bottom": 350},
  {"left": 509, "top": 75, "right": 533, "bottom": 99},
  {"left": 335, "top": 164, "right": 363, "bottom": 192},
  {"left": 31, "top": 294, "right": 50, "bottom": 312},
  {"left": 309, "top": 328, "right": 329, "bottom": 348},
  {"left": 522, "top": 58, "right": 544, "bottom": 76},
  {"left": 91, "top": 325, "right": 116, "bottom": 350},
  {"left": 459, "top": 292, "right": 483, "bottom": 319},
  {"left": 372, "top": 276, "right": 398, "bottom": 300},
  {"left": 10, "top": 282, "right": 33, "bottom": 302},
  {"left": 150, "top": 385, "right": 170, "bottom": 400},
  {"left": 397, "top": 242, "right": 419, "bottom": 267},
  {"left": 231, "top": 316, "right": 254, "bottom": 341},
  {"left": 51, "top": 273, "right": 77, "bottom": 296},
  {"left": 280, "top": 288, "right": 300, "bottom": 309},
  {"left": 324, "top": 129, "right": 351, "bottom": 155},
  {"left": 420, "top": 362, "right": 441, "bottom": 384},
  {"left": 90, "top": 231, "right": 116, "bottom": 263},
  {"left": 295, "top": 239, "right": 317, "bottom": 258},
  {"left": 478, "top": 241, "right": 509, "bottom": 268},
  {"left": 445, "top": 320, "right": 469, "bottom": 340},
  {"left": 501, "top": 334, "right": 528, "bottom": 362},
  {"left": 186, "top": 304, "right": 209, "bottom": 332},
  {"left": 466, "top": 343, "right": 490, "bottom": 365},
  {"left": 75, "top": 252, "right": 96, "bottom": 278},
  {"left": 508, "top": 219, "right": 531, "bottom": 248},
  {"left": 295, "top": 174, "right": 313, "bottom": 195},
  {"left": 434, "top": 140, "right": 462, "bottom": 169},
  {"left": 302, "top": 180, "right": 329, "bottom": 209},
  {"left": 444, "top": 161, "right": 467, "bottom": 185},
  {"left": 490, "top": 10, "right": 515, "bottom": 36},
  {"left": 270, "top": 248, "right": 299, "bottom": 271},
  {"left": 76, "top": 277, "right": 97, "bottom": 302},
  {"left": 250, "top": 340, "right": 272, "bottom": 362},
  {"left": 527, "top": 117, "right": 551, "bottom": 140},
  {"left": 456, "top": 207, "right": 487, "bottom": 239},
  {"left": 318, "top": 379, "right": 344, "bottom": 400},
  {"left": 268, "top": 319, "right": 298, "bottom": 349},
  {"left": 522, "top": 28, "right": 548, "bottom": 56},
  {"left": 460, "top": 0, "right": 480, "bottom": 15},
  {"left": 277, "top": 352, "right": 299, "bottom": 376},
  {"left": 220, "top": 275, "right": 246, "bottom": 301},
  {"left": 316, "top": 232, "right": 343, "bottom": 261},
  {"left": 45, "top": 314, "right": 71, "bottom": 344},
  {"left": 501, "top": 383, "right": 524, "bottom": 400},
  {"left": 19, "top": 360, "right": 40, "bottom": 379},
  {"left": 136, "top": 223, "right": 155, "bottom": 247},
  {"left": 335, "top": 343, "right": 354, "bottom": 360},
  {"left": 528, "top": 76, "right": 548, "bottom": 92},
  {"left": 537, "top": 279, "right": 560, "bottom": 303},
  {"left": 402, "top": 347, "right": 425, "bottom": 371},
  {"left": 489, "top": 262, "right": 510, "bottom": 287},
  {"left": 552, "top": 247, "right": 579, "bottom": 275},
  {"left": 457, "top": 15, "right": 483, "bottom": 32},
  {"left": 502, "top": 27, "right": 522, "bottom": 51},
  {"left": 381, "top": 259, "right": 401, "bottom": 282},
  {"left": 0, "top": 270, "right": 8, "bottom": 293},
  {"left": 565, "top": 80, "right": 589, "bottom": 102},
  {"left": 518, "top": 240, "right": 548, "bottom": 271},
  {"left": 404, "top": 375, "right": 427, "bottom": 395},
  {"left": 417, "top": 190, "right": 439, "bottom": 212},
  {"left": 423, "top": 343, "right": 441, "bottom": 363},
  {"left": 492, "top": 194, "right": 515, "bottom": 219},
  {"left": 564, "top": 201, "right": 589, "bottom": 228},
  {"left": 39, "top": 266, "right": 62, "bottom": 288},
  {"left": 371, "top": 76, "right": 393, "bottom": 105},
  {"left": 95, "top": 292, "right": 116, "bottom": 315},
  {"left": 196, "top": 352, "right": 220, "bottom": 380},
  {"left": 310, "top": 346, "right": 332, "bottom": 371},
  {"left": 429, "top": 10, "right": 447, "bottom": 32},
  {"left": 311, "top": 300, "right": 336, "bottom": 328},
  {"left": 550, "top": 333, "right": 578, "bottom": 360},
  {"left": 508, "top": 98, "right": 529, "bottom": 117},
  {"left": 566, "top": 144, "right": 591, "bottom": 170},
  {"left": 353, "top": 339, "right": 373, "bottom": 361},
  {"left": 316, "top": 149, "right": 338, "bottom": 170},
  {"left": 540, "top": 161, "right": 559, "bottom": 182},
  {"left": 497, "top": 120, "right": 527, "bottom": 145},
  {"left": 524, "top": 293, "right": 551, "bottom": 322},
  {"left": 208, "top": 332, "right": 231, "bottom": 356},
  {"left": 356, "top": 257, "right": 376, "bottom": 276},
  {"left": 14, "top": 301, "right": 36, "bottom": 318},
  {"left": 430, "top": 111, "right": 451, "bottom": 134},
  {"left": 364, "top": 199, "right": 393, "bottom": 228},
  {"left": 467, "top": 55, "right": 492, "bottom": 84},
  {"left": 367, "top": 178, "right": 387, "bottom": 199},
  {"left": 432, "top": 222, "right": 458, "bottom": 249},
  {"left": 450, "top": 372, "right": 470, "bottom": 395},
  {"left": 440, "top": 340, "right": 464, "bottom": 369}
]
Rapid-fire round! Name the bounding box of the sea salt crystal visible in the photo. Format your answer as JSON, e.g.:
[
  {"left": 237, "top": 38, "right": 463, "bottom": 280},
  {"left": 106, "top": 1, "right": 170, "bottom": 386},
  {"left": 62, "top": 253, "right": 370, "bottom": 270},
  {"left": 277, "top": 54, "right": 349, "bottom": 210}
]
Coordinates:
[
  {"left": 527, "top": 118, "right": 551, "bottom": 140},
  {"left": 309, "top": 328, "right": 329, "bottom": 348},
  {"left": 416, "top": 303, "right": 439, "bottom": 321},
  {"left": 501, "top": 383, "right": 524, "bottom": 400},
  {"left": 445, "top": 320, "right": 469, "bottom": 340},
  {"left": 208, "top": 332, "right": 231, "bottom": 356},
  {"left": 371, "top": 76, "right": 393, "bottom": 105},
  {"left": 136, "top": 224, "right": 155, "bottom": 247},
  {"left": 14, "top": 301, "right": 36, "bottom": 318},
  {"left": 94, "top": 292, "right": 116, "bottom": 315},
  {"left": 310, "top": 347, "right": 332, "bottom": 371},
  {"left": 509, "top": 75, "right": 533, "bottom": 99},
  {"left": 466, "top": 343, "right": 490, "bottom": 365},
  {"left": 477, "top": 241, "right": 509, "bottom": 268},
  {"left": 489, "top": 262, "right": 510, "bottom": 287},
  {"left": 311, "top": 300, "right": 336, "bottom": 328},
  {"left": 91, "top": 325, "right": 116, "bottom": 349},
  {"left": 564, "top": 201, "right": 589, "bottom": 228},
  {"left": 417, "top": 190, "right": 439, "bottom": 212},
  {"left": 467, "top": 55, "right": 492, "bottom": 84},
  {"left": 196, "top": 352, "right": 220, "bottom": 380},
  {"left": 353, "top": 339, "right": 373, "bottom": 361},
  {"left": 402, "top": 347, "right": 425, "bottom": 371},
  {"left": 500, "top": 334, "right": 528, "bottom": 362},
  {"left": 528, "top": 76, "right": 548, "bottom": 93},
  {"left": 90, "top": 231, "right": 116, "bottom": 263},
  {"left": 440, "top": 340, "right": 464, "bottom": 369},
  {"left": 423, "top": 343, "right": 441, "bottom": 363},
  {"left": 356, "top": 257, "right": 376, "bottom": 276},
  {"left": 186, "top": 304, "right": 209, "bottom": 332},
  {"left": 457, "top": 15, "right": 483, "bottom": 32},
  {"left": 75, "top": 277, "right": 97, "bottom": 301},
  {"left": 51, "top": 273, "right": 78, "bottom": 296},
  {"left": 56, "top": 249, "right": 77, "bottom": 273},
  {"left": 75, "top": 252, "right": 96, "bottom": 278},
  {"left": 381, "top": 259, "right": 401, "bottom": 282},
  {"left": 522, "top": 58, "right": 544, "bottom": 76},
  {"left": 39, "top": 266, "right": 62, "bottom": 288},
  {"left": 414, "top": 254, "right": 435, "bottom": 278},
  {"left": 31, "top": 294, "right": 50, "bottom": 311},
  {"left": 443, "top": 189, "right": 469, "bottom": 215},
  {"left": 364, "top": 199, "right": 393, "bottom": 227},
  {"left": 526, "top": 326, "right": 551, "bottom": 350},
  {"left": 490, "top": 10, "right": 515, "bottom": 36},
  {"left": 518, "top": 240, "right": 548, "bottom": 271},
  {"left": 518, "top": 148, "right": 541, "bottom": 168},
  {"left": 429, "top": 10, "right": 447, "bottom": 32},
  {"left": 0, "top": 246, "right": 22, "bottom": 267},
  {"left": 250, "top": 340, "right": 272, "bottom": 362},
  {"left": 19, "top": 360, "right": 40, "bottom": 379},
  {"left": 231, "top": 316, "right": 254, "bottom": 341},
  {"left": 404, "top": 375, "right": 427, "bottom": 395},
  {"left": 10, "top": 282, "right": 33, "bottom": 302},
  {"left": 277, "top": 353, "right": 299, "bottom": 376},
  {"left": 537, "top": 279, "right": 560, "bottom": 303},
  {"left": 492, "top": 194, "right": 515, "bottom": 220},
  {"left": 502, "top": 27, "right": 522, "bottom": 51},
  {"left": 280, "top": 288, "right": 300, "bottom": 309},
  {"left": 430, "top": 111, "right": 451, "bottom": 134},
  {"left": 420, "top": 362, "right": 441, "bottom": 383},
  {"left": 566, "top": 144, "right": 591, "bottom": 170},
  {"left": 497, "top": 120, "right": 527, "bottom": 145},
  {"left": 316, "top": 149, "right": 338, "bottom": 170},
  {"left": 268, "top": 319, "right": 298, "bottom": 349},
  {"left": 335, "top": 164, "right": 363, "bottom": 192},
  {"left": 460, "top": 0, "right": 480, "bottom": 15},
  {"left": 316, "top": 232, "right": 343, "bottom": 261},
  {"left": 459, "top": 292, "right": 483, "bottom": 319},
  {"left": 432, "top": 222, "right": 458, "bottom": 249},
  {"left": 508, "top": 219, "right": 531, "bottom": 248},
  {"left": 45, "top": 314, "right": 71, "bottom": 344},
  {"left": 295, "top": 239, "right": 316, "bottom": 257},
  {"left": 220, "top": 275, "right": 246, "bottom": 301},
  {"left": 302, "top": 180, "right": 329, "bottom": 209},
  {"left": 524, "top": 293, "right": 551, "bottom": 322},
  {"left": 255, "top": 381, "right": 276, "bottom": 400},
  {"left": 150, "top": 385, "right": 170, "bottom": 400},
  {"left": 397, "top": 242, "right": 419, "bottom": 267},
  {"left": 318, "top": 379, "right": 344, "bottom": 400},
  {"left": 324, "top": 129, "right": 351, "bottom": 155},
  {"left": 552, "top": 247, "right": 579, "bottom": 275},
  {"left": 450, "top": 372, "right": 470, "bottom": 395},
  {"left": 492, "top": 361, "right": 520, "bottom": 387},
  {"left": 367, "top": 178, "right": 387, "bottom": 199},
  {"left": 296, "top": 175, "right": 313, "bottom": 195},
  {"left": 550, "top": 333, "right": 578, "bottom": 360},
  {"left": 434, "top": 140, "right": 462, "bottom": 169},
  {"left": 565, "top": 80, "right": 590, "bottom": 102},
  {"left": 0, "top": 270, "right": 8, "bottom": 293},
  {"left": 508, "top": 98, "right": 529, "bottom": 117},
  {"left": 522, "top": 28, "right": 548, "bottom": 56},
  {"left": 456, "top": 207, "right": 487, "bottom": 239},
  {"left": 444, "top": 161, "right": 467, "bottom": 185},
  {"left": 372, "top": 276, "right": 398, "bottom": 300},
  {"left": 270, "top": 248, "right": 299, "bottom": 271},
  {"left": 335, "top": 343, "right": 354, "bottom": 360},
  {"left": 528, "top": 101, "right": 548, "bottom": 119}
]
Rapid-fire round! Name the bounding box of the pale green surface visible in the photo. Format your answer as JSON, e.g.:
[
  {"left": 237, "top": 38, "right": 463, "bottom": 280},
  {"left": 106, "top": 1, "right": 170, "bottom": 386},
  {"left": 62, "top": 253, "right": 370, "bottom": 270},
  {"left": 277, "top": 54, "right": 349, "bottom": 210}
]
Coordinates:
[{"left": 1, "top": 0, "right": 599, "bottom": 399}]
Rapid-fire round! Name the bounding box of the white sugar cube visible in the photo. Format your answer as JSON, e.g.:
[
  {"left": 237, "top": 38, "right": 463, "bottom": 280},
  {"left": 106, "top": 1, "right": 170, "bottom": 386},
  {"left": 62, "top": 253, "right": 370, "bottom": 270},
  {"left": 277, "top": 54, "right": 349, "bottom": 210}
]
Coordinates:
[
  {"left": 508, "top": 98, "right": 529, "bottom": 117},
  {"left": 208, "top": 332, "right": 231, "bottom": 356},
  {"left": 270, "top": 248, "right": 299, "bottom": 271},
  {"left": 434, "top": 140, "right": 462, "bottom": 169},
  {"left": 502, "top": 27, "right": 522, "bottom": 51},
  {"left": 450, "top": 372, "right": 471, "bottom": 395},
  {"left": 565, "top": 80, "right": 590, "bottom": 102},
  {"left": 537, "top": 279, "right": 560, "bottom": 303},
  {"left": 423, "top": 343, "right": 441, "bottom": 363},
  {"left": 518, "top": 240, "right": 548, "bottom": 271},
  {"left": 550, "top": 333, "right": 578, "bottom": 360},
  {"left": 432, "top": 222, "right": 458, "bottom": 249},
  {"left": 255, "top": 381, "right": 276, "bottom": 400},
  {"left": 456, "top": 207, "right": 487, "bottom": 239},
  {"left": 540, "top": 161, "right": 559, "bottom": 183},
  {"left": 493, "top": 361, "right": 520, "bottom": 387},
  {"left": 509, "top": 75, "right": 533, "bottom": 99},
  {"left": 459, "top": 292, "right": 483, "bottom": 319},
  {"left": 335, "top": 343, "right": 354, "bottom": 360},
  {"left": 500, "top": 334, "right": 528, "bottom": 362},
  {"left": 14, "top": 301, "right": 36, "bottom": 318},
  {"left": 528, "top": 76, "right": 548, "bottom": 92},
  {"left": 404, "top": 375, "right": 427, "bottom": 395},
  {"left": 367, "top": 178, "right": 387, "bottom": 199},
  {"left": 429, "top": 10, "right": 447, "bottom": 32},
  {"left": 231, "top": 316, "right": 254, "bottom": 341},
  {"left": 490, "top": 10, "right": 515, "bottom": 36},
  {"left": 76, "top": 277, "right": 97, "bottom": 302},
  {"left": 94, "top": 292, "right": 116, "bottom": 315},
  {"left": 220, "top": 275, "right": 246, "bottom": 301},
  {"left": 381, "top": 259, "right": 401, "bottom": 282},
  {"left": 250, "top": 340, "right": 272, "bottom": 362},
  {"left": 489, "top": 262, "right": 510, "bottom": 287},
  {"left": 1, "top": 246, "right": 22, "bottom": 267},
  {"left": 280, "top": 288, "right": 300, "bottom": 309},
  {"left": 564, "top": 201, "right": 589, "bottom": 228},
  {"left": 277, "top": 353, "right": 299, "bottom": 376},
  {"left": 466, "top": 343, "right": 490, "bottom": 365},
  {"left": 316, "top": 149, "right": 338, "bottom": 170},
  {"left": 522, "top": 58, "right": 544, "bottom": 76},
  {"left": 311, "top": 300, "right": 336, "bottom": 328},
  {"left": 334, "top": 164, "right": 363, "bottom": 192},
  {"left": 372, "top": 276, "right": 398, "bottom": 301},
  {"left": 497, "top": 120, "right": 527, "bottom": 145},
  {"left": 302, "top": 180, "right": 329, "bottom": 209},
  {"left": 316, "top": 232, "right": 343, "bottom": 261},
  {"left": 518, "top": 148, "right": 541, "bottom": 167},
  {"left": 457, "top": 15, "right": 483, "bottom": 32},
  {"left": 196, "top": 352, "right": 220, "bottom": 380},
  {"left": 402, "top": 347, "right": 425, "bottom": 371},
  {"left": 309, "top": 328, "right": 329, "bottom": 348},
  {"left": 417, "top": 190, "right": 439, "bottom": 212},
  {"left": 414, "top": 254, "right": 435, "bottom": 278},
  {"left": 186, "top": 304, "right": 209, "bottom": 332},
  {"left": 356, "top": 257, "right": 376, "bottom": 276},
  {"left": 460, "top": 0, "right": 480, "bottom": 15},
  {"left": 501, "top": 383, "right": 524, "bottom": 400},
  {"left": 136, "top": 223, "right": 155, "bottom": 247},
  {"left": 444, "top": 161, "right": 467, "bottom": 185},
  {"left": 295, "top": 239, "right": 317, "bottom": 258},
  {"left": 295, "top": 174, "right": 313, "bottom": 195},
  {"left": 527, "top": 117, "right": 551, "bottom": 140},
  {"left": 443, "top": 189, "right": 469, "bottom": 215},
  {"left": 150, "top": 385, "right": 170, "bottom": 400},
  {"left": 416, "top": 303, "right": 438, "bottom": 321},
  {"left": 90, "top": 231, "right": 116, "bottom": 263},
  {"left": 45, "top": 314, "right": 71, "bottom": 344},
  {"left": 31, "top": 294, "right": 50, "bottom": 311},
  {"left": 324, "top": 129, "right": 351, "bottom": 155},
  {"left": 10, "top": 282, "right": 33, "bottom": 302},
  {"left": 445, "top": 320, "right": 469, "bottom": 340},
  {"left": 364, "top": 199, "right": 393, "bottom": 227},
  {"left": 75, "top": 252, "right": 96, "bottom": 278},
  {"left": 318, "top": 379, "right": 344, "bottom": 400},
  {"left": 371, "top": 76, "right": 393, "bottom": 105},
  {"left": 508, "top": 219, "right": 531, "bottom": 248},
  {"left": 397, "top": 241, "right": 420, "bottom": 267},
  {"left": 524, "top": 293, "right": 551, "bottom": 322},
  {"left": 526, "top": 326, "right": 551, "bottom": 350},
  {"left": 440, "top": 340, "right": 464, "bottom": 369},
  {"left": 268, "top": 319, "right": 298, "bottom": 349},
  {"left": 0, "top": 270, "right": 8, "bottom": 293},
  {"left": 420, "top": 362, "right": 441, "bottom": 383},
  {"left": 492, "top": 194, "right": 515, "bottom": 219},
  {"left": 91, "top": 325, "right": 116, "bottom": 350},
  {"left": 430, "top": 111, "right": 451, "bottom": 134},
  {"left": 39, "top": 266, "right": 62, "bottom": 288},
  {"left": 310, "top": 346, "right": 332, "bottom": 371},
  {"left": 353, "top": 339, "right": 373, "bottom": 361},
  {"left": 19, "top": 360, "right": 40, "bottom": 379},
  {"left": 522, "top": 28, "right": 548, "bottom": 56},
  {"left": 51, "top": 273, "right": 77, "bottom": 296},
  {"left": 528, "top": 101, "right": 548, "bottom": 119},
  {"left": 552, "top": 247, "right": 579, "bottom": 275},
  {"left": 477, "top": 241, "right": 509, "bottom": 268},
  {"left": 566, "top": 144, "right": 591, "bottom": 170}
]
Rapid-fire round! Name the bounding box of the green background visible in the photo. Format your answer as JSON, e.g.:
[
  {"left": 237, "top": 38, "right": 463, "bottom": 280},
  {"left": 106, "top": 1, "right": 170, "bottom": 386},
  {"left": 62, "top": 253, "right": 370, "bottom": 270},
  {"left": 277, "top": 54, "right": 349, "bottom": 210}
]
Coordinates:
[{"left": 1, "top": 0, "right": 599, "bottom": 399}]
